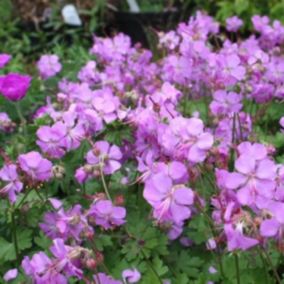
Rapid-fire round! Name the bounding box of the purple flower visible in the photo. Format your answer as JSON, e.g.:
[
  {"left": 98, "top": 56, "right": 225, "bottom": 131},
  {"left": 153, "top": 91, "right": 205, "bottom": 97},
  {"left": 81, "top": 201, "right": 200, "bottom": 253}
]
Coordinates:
[
  {"left": 78, "top": 60, "right": 100, "bottom": 85},
  {"left": 218, "top": 54, "right": 246, "bottom": 85},
  {"left": 36, "top": 122, "right": 67, "bottom": 158},
  {"left": 0, "top": 164, "right": 23, "bottom": 203},
  {"left": 86, "top": 141, "right": 122, "bottom": 175},
  {"left": 226, "top": 16, "right": 243, "bottom": 32},
  {"left": 0, "top": 112, "right": 15, "bottom": 132},
  {"left": 144, "top": 173, "right": 194, "bottom": 225},
  {"left": 18, "top": 151, "right": 53, "bottom": 181},
  {"left": 40, "top": 201, "right": 91, "bottom": 242},
  {"left": 0, "top": 53, "right": 11, "bottom": 68},
  {"left": 91, "top": 89, "right": 120, "bottom": 124},
  {"left": 22, "top": 239, "right": 83, "bottom": 283},
  {"left": 122, "top": 268, "right": 141, "bottom": 283},
  {"left": 225, "top": 224, "right": 258, "bottom": 251},
  {"left": 60, "top": 110, "right": 85, "bottom": 151},
  {"left": 237, "top": 142, "right": 267, "bottom": 160},
  {"left": 280, "top": 117, "right": 284, "bottom": 132},
  {"left": 225, "top": 155, "right": 276, "bottom": 206},
  {"left": 37, "top": 54, "right": 62, "bottom": 79},
  {"left": 88, "top": 200, "right": 126, "bottom": 229},
  {"left": 3, "top": 268, "right": 18, "bottom": 282},
  {"left": 210, "top": 90, "right": 242, "bottom": 116},
  {"left": 93, "top": 273, "right": 122, "bottom": 284},
  {"left": 0, "top": 73, "right": 31, "bottom": 101},
  {"left": 161, "top": 117, "right": 214, "bottom": 163}
]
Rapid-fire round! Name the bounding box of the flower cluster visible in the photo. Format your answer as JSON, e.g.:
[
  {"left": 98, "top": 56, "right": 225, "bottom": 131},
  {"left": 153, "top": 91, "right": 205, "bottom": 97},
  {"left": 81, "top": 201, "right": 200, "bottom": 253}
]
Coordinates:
[{"left": 1, "top": 11, "right": 284, "bottom": 284}]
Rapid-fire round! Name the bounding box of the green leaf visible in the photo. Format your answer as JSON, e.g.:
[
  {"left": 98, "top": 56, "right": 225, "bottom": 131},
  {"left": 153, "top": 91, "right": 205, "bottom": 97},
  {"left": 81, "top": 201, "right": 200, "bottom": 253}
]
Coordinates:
[
  {"left": 17, "top": 229, "right": 33, "bottom": 251},
  {"left": 152, "top": 256, "right": 169, "bottom": 276},
  {"left": 0, "top": 237, "right": 16, "bottom": 261}
]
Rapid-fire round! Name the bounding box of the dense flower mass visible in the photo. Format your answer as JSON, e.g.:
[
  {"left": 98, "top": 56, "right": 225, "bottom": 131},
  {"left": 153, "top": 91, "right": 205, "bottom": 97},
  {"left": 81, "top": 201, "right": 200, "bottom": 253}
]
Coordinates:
[{"left": 0, "top": 11, "right": 284, "bottom": 284}]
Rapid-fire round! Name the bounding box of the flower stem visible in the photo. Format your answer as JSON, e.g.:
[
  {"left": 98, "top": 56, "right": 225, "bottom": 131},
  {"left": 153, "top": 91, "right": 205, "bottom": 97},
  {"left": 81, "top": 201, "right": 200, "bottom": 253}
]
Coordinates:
[
  {"left": 99, "top": 167, "right": 112, "bottom": 201},
  {"left": 234, "top": 253, "right": 240, "bottom": 284},
  {"left": 11, "top": 207, "right": 19, "bottom": 263},
  {"left": 257, "top": 247, "right": 269, "bottom": 284},
  {"left": 262, "top": 248, "right": 281, "bottom": 284},
  {"left": 15, "top": 101, "right": 28, "bottom": 149}
]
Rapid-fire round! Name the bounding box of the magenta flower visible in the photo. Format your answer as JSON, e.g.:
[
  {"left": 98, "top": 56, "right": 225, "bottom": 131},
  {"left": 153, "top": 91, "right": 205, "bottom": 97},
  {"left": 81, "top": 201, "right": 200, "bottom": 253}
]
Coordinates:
[
  {"left": 37, "top": 54, "right": 62, "bottom": 79},
  {"left": 0, "top": 73, "right": 31, "bottom": 101},
  {"left": 18, "top": 151, "right": 53, "bottom": 182},
  {"left": 0, "top": 53, "right": 11, "bottom": 68},
  {"left": 225, "top": 155, "right": 276, "bottom": 206},
  {"left": 86, "top": 141, "right": 122, "bottom": 175},
  {"left": 143, "top": 173, "right": 194, "bottom": 225},
  {"left": 0, "top": 164, "right": 23, "bottom": 203},
  {"left": 88, "top": 200, "right": 126, "bottom": 230},
  {"left": 122, "top": 268, "right": 141, "bottom": 283},
  {"left": 226, "top": 16, "right": 243, "bottom": 32}
]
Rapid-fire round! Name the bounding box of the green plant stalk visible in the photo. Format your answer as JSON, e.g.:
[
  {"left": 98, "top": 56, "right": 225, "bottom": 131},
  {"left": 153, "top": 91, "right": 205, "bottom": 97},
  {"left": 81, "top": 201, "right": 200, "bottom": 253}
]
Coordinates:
[
  {"left": 195, "top": 202, "right": 225, "bottom": 280},
  {"left": 262, "top": 248, "right": 281, "bottom": 284},
  {"left": 15, "top": 187, "right": 31, "bottom": 209},
  {"left": 100, "top": 166, "right": 112, "bottom": 200},
  {"left": 234, "top": 253, "right": 240, "bottom": 284},
  {"left": 256, "top": 247, "right": 269, "bottom": 284},
  {"left": 15, "top": 101, "right": 28, "bottom": 150},
  {"left": 11, "top": 207, "right": 19, "bottom": 263}
]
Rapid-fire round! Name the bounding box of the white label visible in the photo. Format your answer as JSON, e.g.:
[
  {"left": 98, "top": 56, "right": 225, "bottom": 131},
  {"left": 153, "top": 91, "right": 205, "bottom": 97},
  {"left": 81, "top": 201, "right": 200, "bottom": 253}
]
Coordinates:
[
  {"left": 126, "top": 0, "right": 140, "bottom": 12},
  {"left": 62, "top": 4, "right": 82, "bottom": 26}
]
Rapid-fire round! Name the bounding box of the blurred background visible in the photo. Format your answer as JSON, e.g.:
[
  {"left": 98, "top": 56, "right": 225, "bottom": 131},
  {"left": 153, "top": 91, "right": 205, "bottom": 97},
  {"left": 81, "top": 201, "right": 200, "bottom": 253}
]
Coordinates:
[{"left": 1, "top": 0, "right": 284, "bottom": 61}]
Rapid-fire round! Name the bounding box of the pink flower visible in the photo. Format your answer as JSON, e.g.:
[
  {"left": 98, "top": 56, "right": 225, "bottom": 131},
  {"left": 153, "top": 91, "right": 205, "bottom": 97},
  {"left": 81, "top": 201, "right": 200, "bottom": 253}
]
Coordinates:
[
  {"left": 0, "top": 73, "right": 31, "bottom": 101},
  {"left": 210, "top": 90, "right": 242, "bottom": 116},
  {"left": 86, "top": 141, "right": 122, "bottom": 175},
  {"left": 144, "top": 173, "right": 194, "bottom": 225},
  {"left": 225, "top": 224, "right": 258, "bottom": 251},
  {"left": 280, "top": 117, "right": 284, "bottom": 132},
  {"left": 122, "top": 268, "right": 141, "bottom": 283},
  {"left": 37, "top": 54, "right": 62, "bottom": 79},
  {"left": 93, "top": 273, "right": 122, "bottom": 284},
  {"left": 225, "top": 155, "right": 276, "bottom": 206},
  {"left": 88, "top": 200, "right": 126, "bottom": 229},
  {"left": 226, "top": 16, "right": 243, "bottom": 32},
  {"left": 3, "top": 268, "right": 18, "bottom": 282},
  {"left": 0, "top": 53, "right": 11, "bottom": 68},
  {"left": 0, "top": 164, "right": 23, "bottom": 203},
  {"left": 18, "top": 151, "right": 53, "bottom": 181},
  {"left": 36, "top": 122, "right": 67, "bottom": 158},
  {"left": 0, "top": 112, "right": 15, "bottom": 132}
]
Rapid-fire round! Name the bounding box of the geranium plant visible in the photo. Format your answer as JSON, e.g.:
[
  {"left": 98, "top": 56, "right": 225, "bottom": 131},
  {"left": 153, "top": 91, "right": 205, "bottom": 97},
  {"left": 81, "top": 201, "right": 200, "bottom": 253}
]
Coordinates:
[{"left": 0, "top": 11, "right": 284, "bottom": 284}]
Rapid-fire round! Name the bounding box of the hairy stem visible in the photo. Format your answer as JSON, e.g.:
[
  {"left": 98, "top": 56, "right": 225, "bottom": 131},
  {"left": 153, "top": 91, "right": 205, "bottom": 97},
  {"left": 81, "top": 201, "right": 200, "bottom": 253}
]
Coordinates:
[
  {"left": 99, "top": 167, "right": 112, "bottom": 200},
  {"left": 234, "top": 253, "right": 240, "bottom": 284}
]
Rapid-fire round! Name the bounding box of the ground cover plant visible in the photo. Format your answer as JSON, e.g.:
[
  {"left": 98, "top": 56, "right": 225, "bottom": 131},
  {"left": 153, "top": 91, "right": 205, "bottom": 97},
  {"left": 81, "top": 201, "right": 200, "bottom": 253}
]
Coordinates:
[{"left": 0, "top": 11, "right": 284, "bottom": 284}]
